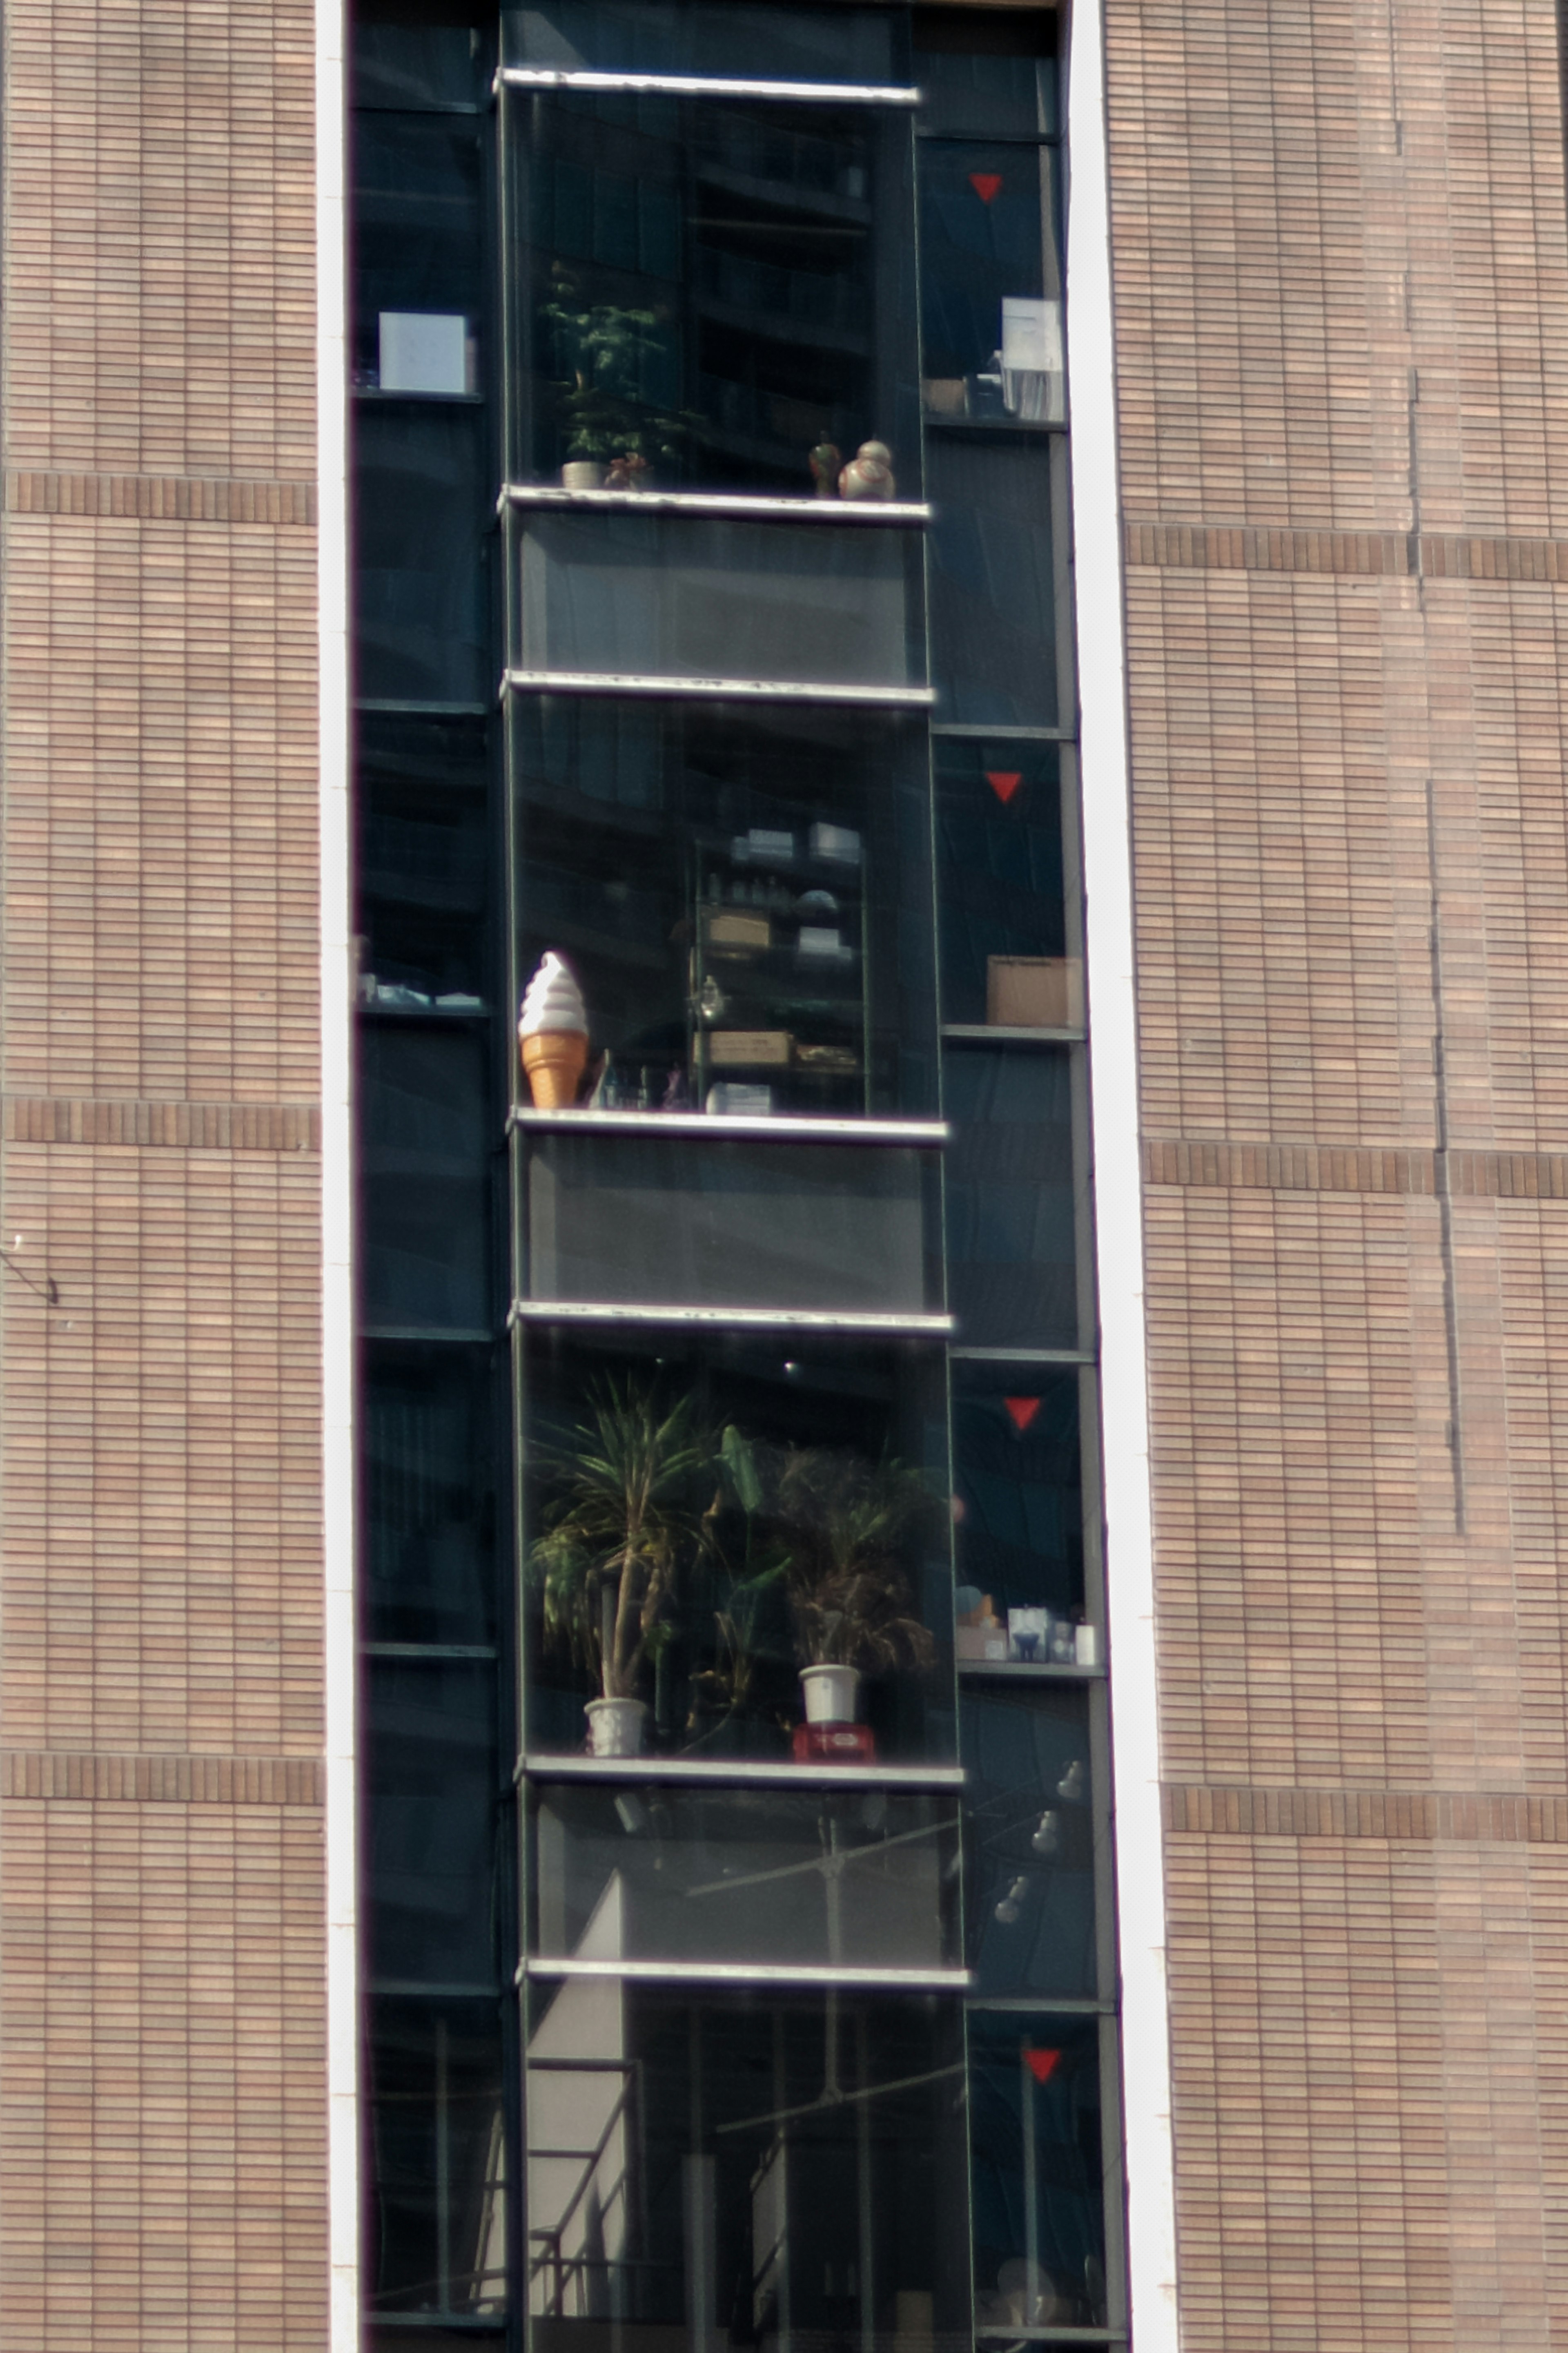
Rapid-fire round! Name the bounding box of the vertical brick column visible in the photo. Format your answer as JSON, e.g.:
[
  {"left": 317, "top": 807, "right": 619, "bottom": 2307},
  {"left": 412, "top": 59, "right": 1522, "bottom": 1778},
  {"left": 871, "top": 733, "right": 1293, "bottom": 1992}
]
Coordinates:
[
  {"left": 0, "top": 6, "right": 328, "bottom": 2346},
  {"left": 1107, "top": 0, "right": 1568, "bottom": 2342}
]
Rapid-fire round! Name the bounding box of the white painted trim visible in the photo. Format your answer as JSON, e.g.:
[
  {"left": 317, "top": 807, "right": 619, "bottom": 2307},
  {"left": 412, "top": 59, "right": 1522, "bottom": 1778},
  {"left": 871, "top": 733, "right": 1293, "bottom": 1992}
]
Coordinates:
[
  {"left": 503, "top": 669, "right": 935, "bottom": 707},
  {"left": 1065, "top": 0, "right": 1181, "bottom": 2345},
  {"left": 497, "top": 64, "right": 921, "bottom": 105},
  {"left": 315, "top": 2, "right": 359, "bottom": 2347},
  {"left": 503, "top": 483, "right": 932, "bottom": 525}
]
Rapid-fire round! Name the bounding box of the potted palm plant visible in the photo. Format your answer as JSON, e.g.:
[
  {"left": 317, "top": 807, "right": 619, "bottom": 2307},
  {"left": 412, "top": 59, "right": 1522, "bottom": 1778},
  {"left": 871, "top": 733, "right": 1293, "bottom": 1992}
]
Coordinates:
[
  {"left": 717, "top": 1434, "right": 938, "bottom": 1729},
  {"left": 530, "top": 1379, "right": 710, "bottom": 1755},
  {"left": 540, "top": 269, "right": 690, "bottom": 488}
]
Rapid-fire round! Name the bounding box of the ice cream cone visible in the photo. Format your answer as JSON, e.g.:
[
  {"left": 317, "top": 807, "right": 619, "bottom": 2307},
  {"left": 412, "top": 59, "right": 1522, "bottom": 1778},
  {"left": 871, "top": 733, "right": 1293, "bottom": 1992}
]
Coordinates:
[{"left": 522, "top": 1028, "right": 588, "bottom": 1108}]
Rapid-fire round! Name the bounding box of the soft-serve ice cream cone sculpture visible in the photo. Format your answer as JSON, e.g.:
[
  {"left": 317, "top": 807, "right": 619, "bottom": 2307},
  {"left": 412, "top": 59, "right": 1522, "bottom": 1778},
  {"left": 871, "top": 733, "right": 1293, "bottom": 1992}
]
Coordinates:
[{"left": 519, "top": 951, "right": 589, "bottom": 1107}]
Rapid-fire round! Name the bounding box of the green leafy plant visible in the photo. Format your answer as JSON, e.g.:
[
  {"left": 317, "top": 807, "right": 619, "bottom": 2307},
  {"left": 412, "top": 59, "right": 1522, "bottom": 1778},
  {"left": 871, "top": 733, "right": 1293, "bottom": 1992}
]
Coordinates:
[
  {"left": 684, "top": 1424, "right": 791, "bottom": 1736},
  {"left": 717, "top": 1431, "right": 939, "bottom": 1678},
  {"left": 531, "top": 1379, "right": 711, "bottom": 1702},
  {"left": 540, "top": 268, "right": 690, "bottom": 466}
]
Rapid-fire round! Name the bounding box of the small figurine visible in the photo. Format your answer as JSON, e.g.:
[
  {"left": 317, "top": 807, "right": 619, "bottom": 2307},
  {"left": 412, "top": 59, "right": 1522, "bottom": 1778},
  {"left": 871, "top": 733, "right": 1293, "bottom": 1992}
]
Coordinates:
[
  {"left": 840, "top": 440, "right": 895, "bottom": 501},
  {"left": 808, "top": 441, "right": 842, "bottom": 498},
  {"left": 605, "top": 453, "right": 651, "bottom": 491}
]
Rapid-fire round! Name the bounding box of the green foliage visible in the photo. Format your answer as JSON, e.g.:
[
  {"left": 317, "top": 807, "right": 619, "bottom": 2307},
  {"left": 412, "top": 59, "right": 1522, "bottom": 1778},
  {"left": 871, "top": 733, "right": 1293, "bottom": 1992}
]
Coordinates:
[
  {"left": 532, "top": 1383, "right": 939, "bottom": 1729},
  {"left": 541, "top": 268, "right": 691, "bottom": 464},
  {"left": 531, "top": 1379, "right": 711, "bottom": 1701},
  {"left": 716, "top": 1429, "right": 938, "bottom": 1676}
]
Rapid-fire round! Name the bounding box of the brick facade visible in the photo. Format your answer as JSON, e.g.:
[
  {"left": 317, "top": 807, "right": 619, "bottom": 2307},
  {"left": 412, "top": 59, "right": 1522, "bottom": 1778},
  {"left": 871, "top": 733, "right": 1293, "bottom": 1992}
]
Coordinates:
[
  {"left": 1107, "top": 0, "right": 1568, "bottom": 2340},
  {"left": 0, "top": 4, "right": 327, "bottom": 2345}
]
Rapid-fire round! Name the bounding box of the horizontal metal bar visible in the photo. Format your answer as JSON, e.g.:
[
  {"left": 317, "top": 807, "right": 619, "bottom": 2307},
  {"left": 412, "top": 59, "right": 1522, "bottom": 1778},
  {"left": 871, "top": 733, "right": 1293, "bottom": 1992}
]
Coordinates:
[
  {"left": 915, "top": 126, "right": 1063, "bottom": 148},
  {"left": 942, "top": 1022, "right": 1083, "bottom": 1044},
  {"left": 512, "top": 1300, "right": 953, "bottom": 1334},
  {"left": 957, "top": 1659, "right": 1106, "bottom": 1682},
  {"left": 520, "top": 1956, "right": 971, "bottom": 1991},
  {"left": 929, "top": 721, "right": 1074, "bottom": 741},
  {"left": 362, "top": 1643, "right": 500, "bottom": 1662},
  {"left": 948, "top": 1345, "right": 1094, "bottom": 1363},
  {"left": 510, "top": 1105, "right": 949, "bottom": 1146},
  {"left": 504, "top": 482, "right": 931, "bottom": 526},
  {"left": 361, "top": 1325, "right": 497, "bottom": 1345},
  {"left": 503, "top": 668, "right": 935, "bottom": 708},
  {"left": 519, "top": 1753, "right": 967, "bottom": 1791},
  {"left": 973, "top": 2334, "right": 1127, "bottom": 2347},
  {"left": 964, "top": 1994, "right": 1116, "bottom": 2014},
  {"left": 498, "top": 64, "right": 922, "bottom": 106}
]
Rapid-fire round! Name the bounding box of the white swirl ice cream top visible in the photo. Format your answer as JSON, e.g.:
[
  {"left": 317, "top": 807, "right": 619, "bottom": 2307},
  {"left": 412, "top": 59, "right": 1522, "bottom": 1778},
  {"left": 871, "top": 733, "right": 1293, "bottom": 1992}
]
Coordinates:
[{"left": 519, "top": 951, "right": 588, "bottom": 1038}]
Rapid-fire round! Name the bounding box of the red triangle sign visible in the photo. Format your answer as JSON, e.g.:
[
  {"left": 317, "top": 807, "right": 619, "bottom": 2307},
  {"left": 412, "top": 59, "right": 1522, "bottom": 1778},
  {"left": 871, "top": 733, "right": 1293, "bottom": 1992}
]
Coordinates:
[
  {"left": 1024, "top": 2047, "right": 1061, "bottom": 2084},
  {"left": 970, "top": 172, "right": 1003, "bottom": 204},
  {"left": 987, "top": 770, "right": 1022, "bottom": 805},
  {"left": 1004, "top": 1396, "right": 1041, "bottom": 1433}
]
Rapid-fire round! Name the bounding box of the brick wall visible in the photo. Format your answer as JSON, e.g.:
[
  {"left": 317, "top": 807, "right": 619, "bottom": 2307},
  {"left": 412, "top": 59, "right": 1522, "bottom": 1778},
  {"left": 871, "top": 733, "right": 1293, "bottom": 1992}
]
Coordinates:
[
  {"left": 0, "top": 4, "right": 327, "bottom": 2345},
  {"left": 1106, "top": 0, "right": 1568, "bottom": 2341}
]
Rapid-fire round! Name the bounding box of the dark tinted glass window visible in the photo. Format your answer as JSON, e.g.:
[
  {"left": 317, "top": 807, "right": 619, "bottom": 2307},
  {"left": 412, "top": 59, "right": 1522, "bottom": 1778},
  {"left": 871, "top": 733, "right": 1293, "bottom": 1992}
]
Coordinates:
[
  {"left": 512, "top": 697, "right": 938, "bottom": 1117},
  {"left": 919, "top": 142, "right": 1061, "bottom": 423},
  {"left": 935, "top": 738, "right": 1073, "bottom": 1029},
  {"left": 365, "top": 1660, "right": 502, "bottom": 1987},
  {"left": 913, "top": 9, "right": 1057, "bottom": 136},
  {"left": 365, "top": 1996, "right": 507, "bottom": 2318},
  {"left": 960, "top": 1684, "right": 1096, "bottom": 1998},
  {"left": 529, "top": 1782, "right": 959, "bottom": 1969},
  {"left": 523, "top": 1327, "right": 955, "bottom": 1761},
  {"left": 523, "top": 1983, "right": 969, "bottom": 2342},
  {"left": 354, "top": 406, "right": 491, "bottom": 703},
  {"left": 353, "top": 113, "right": 486, "bottom": 386},
  {"left": 365, "top": 1344, "right": 500, "bottom": 1645},
  {"left": 953, "top": 1365, "right": 1084, "bottom": 1642},
  {"left": 354, "top": 20, "right": 494, "bottom": 111},
  {"left": 358, "top": 712, "right": 492, "bottom": 1006},
  {"left": 359, "top": 1026, "right": 492, "bottom": 1331},
  {"left": 507, "top": 0, "right": 903, "bottom": 81},
  {"left": 509, "top": 91, "right": 919, "bottom": 495},
  {"left": 928, "top": 439, "right": 1059, "bottom": 725},
  {"left": 523, "top": 1131, "right": 941, "bottom": 1312},
  {"left": 513, "top": 507, "right": 922, "bottom": 687},
  {"left": 944, "top": 1046, "right": 1078, "bottom": 1349},
  {"left": 969, "top": 2010, "right": 1107, "bottom": 2328}
]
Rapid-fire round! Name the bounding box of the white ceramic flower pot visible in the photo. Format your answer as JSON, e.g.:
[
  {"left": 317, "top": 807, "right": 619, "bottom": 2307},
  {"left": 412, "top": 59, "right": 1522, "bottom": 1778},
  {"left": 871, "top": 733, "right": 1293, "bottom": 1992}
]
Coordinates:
[
  {"left": 562, "top": 459, "right": 607, "bottom": 490},
  {"left": 800, "top": 1664, "right": 860, "bottom": 1726},
  {"left": 586, "top": 1697, "right": 649, "bottom": 1757}
]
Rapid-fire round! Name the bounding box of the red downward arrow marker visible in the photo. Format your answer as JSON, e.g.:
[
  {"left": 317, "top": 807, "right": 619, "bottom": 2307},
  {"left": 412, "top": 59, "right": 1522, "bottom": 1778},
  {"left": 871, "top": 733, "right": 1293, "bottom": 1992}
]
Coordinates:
[
  {"left": 1024, "top": 2047, "right": 1061, "bottom": 2084},
  {"left": 986, "top": 770, "right": 1022, "bottom": 805},
  {"left": 1004, "top": 1396, "right": 1041, "bottom": 1433},
  {"left": 970, "top": 172, "right": 1003, "bottom": 204}
]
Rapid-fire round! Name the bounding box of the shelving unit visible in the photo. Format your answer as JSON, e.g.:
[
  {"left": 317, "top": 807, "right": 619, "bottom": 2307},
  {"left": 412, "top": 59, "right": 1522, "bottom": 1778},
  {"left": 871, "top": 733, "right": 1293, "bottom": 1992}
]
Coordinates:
[{"left": 688, "top": 823, "right": 871, "bottom": 1113}]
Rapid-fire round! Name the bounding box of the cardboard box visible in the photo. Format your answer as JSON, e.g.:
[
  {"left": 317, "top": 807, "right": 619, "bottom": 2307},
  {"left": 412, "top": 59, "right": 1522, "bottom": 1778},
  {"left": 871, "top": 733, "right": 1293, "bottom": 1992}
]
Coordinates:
[
  {"left": 708, "top": 911, "right": 771, "bottom": 950},
  {"left": 710, "top": 1030, "right": 792, "bottom": 1067},
  {"left": 808, "top": 821, "right": 861, "bottom": 865},
  {"left": 987, "top": 955, "right": 1082, "bottom": 1030}
]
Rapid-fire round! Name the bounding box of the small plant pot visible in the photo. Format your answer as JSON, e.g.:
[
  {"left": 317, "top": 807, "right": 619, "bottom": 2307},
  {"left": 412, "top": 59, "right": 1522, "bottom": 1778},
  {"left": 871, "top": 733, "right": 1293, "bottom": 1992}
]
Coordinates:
[
  {"left": 800, "top": 1664, "right": 861, "bottom": 1726},
  {"left": 562, "top": 459, "right": 607, "bottom": 490},
  {"left": 586, "top": 1697, "right": 649, "bottom": 1757}
]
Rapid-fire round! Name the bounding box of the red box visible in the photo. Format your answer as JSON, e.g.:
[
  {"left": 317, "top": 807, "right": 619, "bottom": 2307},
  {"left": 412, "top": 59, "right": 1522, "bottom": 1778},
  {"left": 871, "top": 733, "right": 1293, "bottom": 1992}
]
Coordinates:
[{"left": 791, "top": 1722, "right": 878, "bottom": 1764}]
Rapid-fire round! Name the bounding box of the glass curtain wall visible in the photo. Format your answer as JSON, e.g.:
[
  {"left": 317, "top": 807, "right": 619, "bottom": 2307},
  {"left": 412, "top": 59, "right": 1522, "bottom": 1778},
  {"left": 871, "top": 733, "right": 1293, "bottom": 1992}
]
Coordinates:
[
  {"left": 915, "top": 10, "right": 1125, "bottom": 2340},
  {"left": 352, "top": 4, "right": 1127, "bottom": 2349},
  {"left": 353, "top": 9, "right": 515, "bottom": 2343}
]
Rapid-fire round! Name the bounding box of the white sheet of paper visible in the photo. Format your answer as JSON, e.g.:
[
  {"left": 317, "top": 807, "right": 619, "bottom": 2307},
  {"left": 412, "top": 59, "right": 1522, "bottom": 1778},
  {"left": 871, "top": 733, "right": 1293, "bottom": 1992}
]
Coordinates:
[
  {"left": 1001, "top": 296, "right": 1062, "bottom": 375},
  {"left": 379, "top": 311, "right": 469, "bottom": 395}
]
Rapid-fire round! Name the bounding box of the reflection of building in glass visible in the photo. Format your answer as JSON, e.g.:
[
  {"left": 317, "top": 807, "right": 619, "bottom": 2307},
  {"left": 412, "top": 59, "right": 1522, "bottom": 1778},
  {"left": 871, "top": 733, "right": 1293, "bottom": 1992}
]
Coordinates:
[{"left": 352, "top": 2, "right": 1118, "bottom": 2346}]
